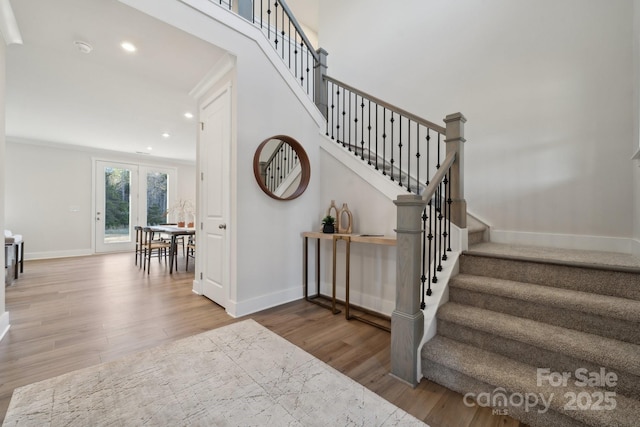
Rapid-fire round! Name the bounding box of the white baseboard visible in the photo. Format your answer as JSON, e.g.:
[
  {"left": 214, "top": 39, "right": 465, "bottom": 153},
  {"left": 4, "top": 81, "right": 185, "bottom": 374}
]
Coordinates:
[
  {"left": 0, "top": 312, "right": 10, "bottom": 342},
  {"left": 226, "top": 286, "right": 303, "bottom": 318},
  {"left": 192, "top": 279, "right": 203, "bottom": 295},
  {"left": 490, "top": 230, "right": 635, "bottom": 254},
  {"left": 27, "top": 249, "right": 94, "bottom": 261}
]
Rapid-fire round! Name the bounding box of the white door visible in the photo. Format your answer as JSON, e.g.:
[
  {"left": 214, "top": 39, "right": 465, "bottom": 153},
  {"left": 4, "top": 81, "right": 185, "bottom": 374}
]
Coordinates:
[
  {"left": 199, "top": 85, "right": 230, "bottom": 307},
  {"left": 95, "top": 161, "right": 139, "bottom": 253}
]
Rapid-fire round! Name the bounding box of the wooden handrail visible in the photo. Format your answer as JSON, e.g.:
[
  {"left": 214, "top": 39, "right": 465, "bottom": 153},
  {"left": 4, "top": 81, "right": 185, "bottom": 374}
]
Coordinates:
[
  {"left": 421, "top": 150, "right": 457, "bottom": 203},
  {"left": 324, "top": 75, "right": 446, "bottom": 134}
]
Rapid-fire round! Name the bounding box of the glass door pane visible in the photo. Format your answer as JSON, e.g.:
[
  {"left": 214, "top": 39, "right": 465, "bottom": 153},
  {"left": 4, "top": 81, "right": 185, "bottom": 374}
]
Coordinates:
[
  {"left": 104, "top": 166, "right": 132, "bottom": 243},
  {"left": 146, "top": 171, "right": 168, "bottom": 226}
]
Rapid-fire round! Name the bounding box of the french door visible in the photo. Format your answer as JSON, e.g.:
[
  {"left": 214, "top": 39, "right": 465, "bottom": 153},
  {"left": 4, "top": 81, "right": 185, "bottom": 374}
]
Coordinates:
[{"left": 94, "top": 160, "right": 176, "bottom": 253}]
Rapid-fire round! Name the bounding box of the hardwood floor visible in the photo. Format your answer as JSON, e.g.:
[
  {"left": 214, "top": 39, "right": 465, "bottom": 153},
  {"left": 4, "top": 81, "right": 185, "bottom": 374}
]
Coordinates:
[{"left": 0, "top": 253, "right": 526, "bottom": 426}]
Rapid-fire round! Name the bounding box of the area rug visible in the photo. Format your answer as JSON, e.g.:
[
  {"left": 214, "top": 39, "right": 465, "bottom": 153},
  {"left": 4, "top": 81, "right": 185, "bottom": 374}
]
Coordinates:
[{"left": 3, "top": 319, "right": 426, "bottom": 426}]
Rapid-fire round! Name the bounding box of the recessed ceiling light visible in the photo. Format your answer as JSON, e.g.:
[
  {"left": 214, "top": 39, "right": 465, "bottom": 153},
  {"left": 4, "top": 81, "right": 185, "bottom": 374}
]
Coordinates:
[
  {"left": 74, "top": 40, "right": 93, "bottom": 54},
  {"left": 121, "top": 41, "right": 137, "bottom": 53},
  {"left": 147, "top": 146, "right": 153, "bottom": 151},
  {"left": 184, "top": 112, "right": 194, "bottom": 119},
  {"left": 162, "top": 132, "right": 170, "bottom": 139}
]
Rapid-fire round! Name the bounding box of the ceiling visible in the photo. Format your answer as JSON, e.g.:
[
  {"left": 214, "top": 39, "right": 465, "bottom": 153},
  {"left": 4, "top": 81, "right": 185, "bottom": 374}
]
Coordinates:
[
  {"left": 6, "top": 0, "right": 226, "bottom": 162},
  {"left": 5, "top": 0, "right": 319, "bottom": 163}
]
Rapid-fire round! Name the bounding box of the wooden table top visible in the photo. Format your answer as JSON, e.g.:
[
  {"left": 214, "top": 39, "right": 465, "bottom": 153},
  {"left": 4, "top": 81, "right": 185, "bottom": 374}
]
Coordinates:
[{"left": 301, "top": 231, "right": 396, "bottom": 246}]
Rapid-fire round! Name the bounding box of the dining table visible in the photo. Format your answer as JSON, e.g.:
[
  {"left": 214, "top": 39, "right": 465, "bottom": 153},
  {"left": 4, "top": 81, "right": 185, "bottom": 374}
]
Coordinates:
[{"left": 149, "top": 225, "right": 196, "bottom": 274}]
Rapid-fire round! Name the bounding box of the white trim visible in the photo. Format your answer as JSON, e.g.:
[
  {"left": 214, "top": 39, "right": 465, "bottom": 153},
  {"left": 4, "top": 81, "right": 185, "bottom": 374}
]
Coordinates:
[
  {"left": 189, "top": 52, "right": 236, "bottom": 100},
  {"left": 0, "top": 0, "right": 21, "bottom": 45},
  {"left": 490, "top": 229, "right": 634, "bottom": 254},
  {"left": 0, "top": 312, "right": 9, "bottom": 342},
  {"left": 630, "top": 238, "right": 640, "bottom": 257},
  {"left": 225, "top": 285, "right": 302, "bottom": 318},
  {"left": 26, "top": 249, "right": 93, "bottom": 261}
]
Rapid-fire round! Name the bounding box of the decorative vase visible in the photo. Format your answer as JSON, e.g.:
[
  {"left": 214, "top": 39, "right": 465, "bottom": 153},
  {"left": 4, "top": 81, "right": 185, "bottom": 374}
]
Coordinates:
[
  {"left": 338, "top": 203, "right": 353, "bottom": 234},
  {"left": 326, "top": 200, "right": 340, "bottom": 233},
  {"left": 322, "top": 223, "right": 335, "bottom": 234},
  {"left": 178, "top": 221, "right": 186, "bottom": 228}
]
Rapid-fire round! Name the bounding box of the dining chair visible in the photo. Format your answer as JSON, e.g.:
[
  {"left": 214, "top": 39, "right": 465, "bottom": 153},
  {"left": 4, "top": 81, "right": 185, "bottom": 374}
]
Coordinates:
[
  {"left": 134, "top": 226, "right": 144, "bottom": 267},
  {"left": 159, "top": 223, "right": 185, "bottom": 257},
  {"left": 185, "top": 236, "right": 196, "bottom": 271},
  {"left": 141, "top": 227, "right": 171, "bottom": 274}
]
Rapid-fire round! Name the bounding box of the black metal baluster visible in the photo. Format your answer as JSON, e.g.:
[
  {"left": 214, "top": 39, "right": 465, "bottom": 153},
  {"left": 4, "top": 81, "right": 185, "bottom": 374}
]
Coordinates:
[
  {"left": 427, "top": 197, "right": 434, "bottom": 293},
  {"left": 447, "top": 170, "right": 453, "bottom": 252},
  {"left": 367, "top": 100, "right": 372, "bottom": 165},
  {"left": 398, "top": 116, "right": 403, "bottom": 187},
  {"left": 307, "top": 48, "right": 311, "bottom": 94},
  {"left": 342, "top": 88, "right": 346, "bottom": 147},
  {"left": 288, "top": 20, "right": 291, "bottom": 68},
  {"left": 274, "top": 1, "right": 278, "bottom": 49},
  {"left": 293, "top": 33, "right": 298, "bottom": 79},
  {"left": 431, "top": 192, "right": 438, "bottom": 284},
  {"left": 382, "top": 108, "right": 387, "bottom": 176},
  {"left": 352, "top": 94, "right": 358, "bottom": 155},
  {"left": 335, "top": 86, "right": 340, "bottom": 143},
  {"left": 326, "top": 80, "right": 331, "bottom": 137},
  {"left": 300, "top": 42, "right": 304, "bottom": 88},
  {"left": 267, "top": 3, "right": 271, "bottom": 40},
  {"left": 360, "top": 97, "right": 365, "bottom": 160},
  {"left": 421, "top": 207, "right": 428, "bottom": 306},
  {"left": 437, "top": 183, "right": 443, "bottom": 272},
  {"left": 281, "top": 6, "right": 286, "bottom": 59},
  {"left": 416, "top": 125, "right": 421, "bottom": 194},
  {"left": 406, "top": 119, "right": 411, "bottom": 192},
  {"left": 426, "top": 129, "right": 431, "bottom": 186},
  {"left": 389, "top": 112, "right": 395, "bottom": 181},
  {"left": 442, "top": 173, "right": 449, "bottom": 261},
  {"left": 375, "top": 104, "right": 379, "bottom": 170},
  {"left": 346, "top": 91, "right": 351, "bottom": 152},
  {"left": 260, "top": 0, "right": 263, "bottom": 29}
]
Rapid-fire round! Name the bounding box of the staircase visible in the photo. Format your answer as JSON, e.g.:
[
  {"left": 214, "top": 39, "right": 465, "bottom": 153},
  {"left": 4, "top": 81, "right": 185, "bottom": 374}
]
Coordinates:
[{"left": 421, "top": 242, "right": 640, "bottom": 427}]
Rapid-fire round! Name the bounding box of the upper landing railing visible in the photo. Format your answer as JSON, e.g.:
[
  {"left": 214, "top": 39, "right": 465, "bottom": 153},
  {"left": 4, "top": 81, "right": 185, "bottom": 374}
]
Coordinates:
[
  {"left": 214, "top": 0, "right": 326, "bottom": 106},
  {"left": 208, "top": 0, "right": 467, "bottom": 388}
]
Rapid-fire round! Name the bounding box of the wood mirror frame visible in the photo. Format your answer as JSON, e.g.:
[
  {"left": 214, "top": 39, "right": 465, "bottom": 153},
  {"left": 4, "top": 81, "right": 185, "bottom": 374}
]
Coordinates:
[{"left": 253, "top": 135, "right": 311, "bottom": 201}]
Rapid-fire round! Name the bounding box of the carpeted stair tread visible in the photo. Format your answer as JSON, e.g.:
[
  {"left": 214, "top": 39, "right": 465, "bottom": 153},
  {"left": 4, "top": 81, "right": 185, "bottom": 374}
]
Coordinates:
[
  {"left": 422, "top": 336, "right": 640, "bottom": 426},
  {"left": 459, "top": 253, "right": 640, "bottom": 301},
  {"left": 450, "top": 274, "right": 640, "bottom": 323},
  {"left": 437, "top": 303, "right": 640, "bottom": 378}
]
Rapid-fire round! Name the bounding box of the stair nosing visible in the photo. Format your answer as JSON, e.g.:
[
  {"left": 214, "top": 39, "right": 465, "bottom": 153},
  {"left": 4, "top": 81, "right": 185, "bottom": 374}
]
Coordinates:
[
  {"left": 450, "top": 274, "right": 640, "bottom": 323},
  {"left": 437, "top": 302, "right": 640, "bottom": 377},
  {"left": 422, "top": 335, "right": 640, "bottom": 425},
  {"left": 463, "top": 250, "right": 640, "bottom": 275}
]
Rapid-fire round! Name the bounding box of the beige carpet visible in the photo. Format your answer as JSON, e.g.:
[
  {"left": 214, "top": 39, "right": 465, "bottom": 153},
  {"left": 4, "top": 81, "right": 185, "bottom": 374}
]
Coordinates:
[{"left": 3, "top": 319, "right": 426, "bottom": 426}]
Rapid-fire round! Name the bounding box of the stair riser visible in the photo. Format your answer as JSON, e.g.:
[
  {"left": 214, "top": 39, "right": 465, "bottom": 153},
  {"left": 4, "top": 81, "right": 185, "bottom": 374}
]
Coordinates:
[
  {"left": 437, "top": 320, "right": 640, "bottom": 401},
  {"left": 460, "top": 255, "right": 640, "bottom": 301},
  {"left": 449, "top": 287, "right": 640, "bottom": 345},
  {"left": 422, "top": 361, "right": 586, "bottom": 427},
  {"left": 468, "top": 230, "right": 484, "bottom": 245}
]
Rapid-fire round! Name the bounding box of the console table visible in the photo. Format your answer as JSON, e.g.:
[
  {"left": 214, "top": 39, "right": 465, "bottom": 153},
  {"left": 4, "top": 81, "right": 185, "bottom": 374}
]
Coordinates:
[{"left": 301, "top": 231, "right": 396, "bottom": 330}]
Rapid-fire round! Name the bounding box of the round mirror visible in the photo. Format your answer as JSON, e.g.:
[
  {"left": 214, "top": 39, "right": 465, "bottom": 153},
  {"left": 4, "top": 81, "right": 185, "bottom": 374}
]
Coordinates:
[{"left": 253, "top": 135, "right": 310, "bottom": 201}]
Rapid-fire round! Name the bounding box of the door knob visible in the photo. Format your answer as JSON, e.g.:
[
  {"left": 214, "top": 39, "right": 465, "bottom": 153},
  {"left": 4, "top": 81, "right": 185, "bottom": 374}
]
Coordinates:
[{"left": 218, "top": 224, "right": 227, "bottom": 229}]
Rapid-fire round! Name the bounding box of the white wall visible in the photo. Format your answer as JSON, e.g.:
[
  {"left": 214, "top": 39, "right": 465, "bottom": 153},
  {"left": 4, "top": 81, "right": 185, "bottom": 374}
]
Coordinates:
[
  {"left": 0, "top": 41, "right": 8, "bottom": 335},
  {"left": 318, "top": 148, "right": 397, "bottom": 314},
  {"left": 5, "top": 139, "right": 196, "bottom": 259},
  {"left": 633, "top": 0, "right": 640, "bottom": 254},
  {"left": 122, "top": 0, "right": 325, "bottom": 316},
  {"left": 319, "top": 0, "right": 635, "bottom": 249}
]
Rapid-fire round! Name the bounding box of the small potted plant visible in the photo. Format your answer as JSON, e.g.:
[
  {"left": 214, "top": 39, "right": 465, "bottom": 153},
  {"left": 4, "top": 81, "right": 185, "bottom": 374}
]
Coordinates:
[{"left": 322, "top": 215, "right": 336, "bottom": 233}]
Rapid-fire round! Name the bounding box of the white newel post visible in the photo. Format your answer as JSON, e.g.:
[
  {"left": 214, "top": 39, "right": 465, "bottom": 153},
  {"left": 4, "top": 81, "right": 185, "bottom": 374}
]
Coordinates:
[{"left": 391, "top": 194, "right": 425, "bottom": 386}]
